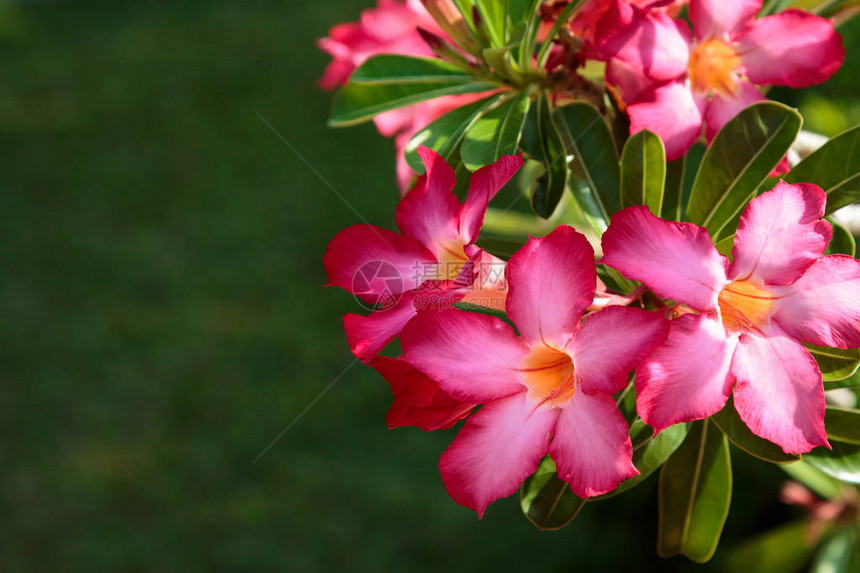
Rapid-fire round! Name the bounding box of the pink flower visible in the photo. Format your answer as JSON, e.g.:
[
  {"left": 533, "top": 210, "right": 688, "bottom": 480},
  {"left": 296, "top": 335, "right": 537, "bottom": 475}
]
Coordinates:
[
  {"left": 316, "top": 0, "right": 440, "bottom": 91},
  {"left": 599, "top": 0, "right": 844, "bottom": 159},
  {"left": 323, "top": 147, "right": 522, "bottom": 362},
  {"left": 400, "top": 226, "right": 668, "bottom": 516},
  {"left": 602, "top": 182, "right": 860, "bottom": 454},
  {"left": 370, "top": 356, "right": 475, "bottom": 430}
]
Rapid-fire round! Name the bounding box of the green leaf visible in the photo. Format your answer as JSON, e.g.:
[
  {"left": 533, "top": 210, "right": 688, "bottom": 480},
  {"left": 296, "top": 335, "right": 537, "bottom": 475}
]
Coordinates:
[
  {"left": 405, "top": 94, "right": 502, "bottom": 172},
  {"left": 529, "top": 93, "right": 569, "bottom": 219},
  {"left": 554, "top": 102, "right": 622, "bottom": 226},
  {"left": 329, "top": 56, "right": 496, "bottom": 127},
  {"left": 620, "top": 129, "right": 666, "bottom": 215},
  {"left": 657, "top": 420, "right": 732, "bottom": 563},
  {"left": 826, "top": 368, "right": 860, "bottom": 391},
  {"left": 784, "top": 125, "right": 860, "bottom": 216},
  {"left": 810, "top": 529, "right": 859, "bottom": 573},
  {"left": 807, "top": 345, "right": 860, "bottom": 382},
  {"left": 711, "top": 398, "right": 800, "bottom": 464},
  {"left": 724, "top": 520, "right": 816, "bottom": 573},
  {"left": 804, "top": 441, "right": 860, "bottom": 484},
  {"left": 685, "top": 102, "right": 802, "bottom": 242},
  {"left": 461, "top": 91, "right": 530, "bottom": 170},
  {"left": 595, "top": 422, "right": 690, "bottom": 500},
  {"left": 782, "top": 460, "right": 845, "bottom": 499},
  {"left": 825, "top": 218, "right": 856, "bottom": 257},
  {"left": 474, "top": 0, "right": 507, "bottom": 47},
  {"left": 824, "top": 407, "right": 860, "bottom": 445},
  {"left": 662, "top": 157, "right": 686, "bottom": 221},
  {"left": 519, "top": 457, "right": 585, "bottom": 530},
  {"left": 475, "top": 234, "right": 529, "bottom": 258}
]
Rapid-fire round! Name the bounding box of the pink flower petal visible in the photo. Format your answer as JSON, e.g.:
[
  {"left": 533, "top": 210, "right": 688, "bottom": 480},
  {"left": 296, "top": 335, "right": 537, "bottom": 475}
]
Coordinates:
[
  {"left": 550, "top": 390, "right": 638, "bottom": 498},
  {"left": 602, "top": 206, "right": 728, "bottom": 311},
  {"left": 731, "top": 325, "right": 829, "bottom": 454},
  {"left": 773, "top": 255, "right": 860, "bottom": 349},
  {"left": 729, "top": 181, "right": 831, "bottom": 285},
  {"left": 343, "top": 292, "right": 420, "bottom": 362},
  {"left": 704, "top": 81, "right": 765, "bottom": 141},
  {"left": 439, "top": 393, "right": 557, "bottom": 517},
  {"left": 506, "top": 226, "right": 596, "bottom": 347},
  {"left": 736, "top": 10, "right": 845, "bottom": 88},
  {"left": 606, "top": 57, "right": 655, "bottom": 104},
  {"left": 395, "top": 146, "right": 462, "bottom": 255},
  {"left": 594, "top": 1, "right": 692, "bottom": 81},
  {"left": 401, "top": 308, "right": 528, "bottom": 402},
  {"left": 370, "top": 356, "right": 474, "bottom": 431},
  {"left": 572, "top": 306, "right": 669, "bottom": 395},
  {"left": 627, "top": 80, "right": 707, "bottom": 161},
  {"left": 636, "top": 314, "right": 737, "bottom": 433},
  {"left": 689, "top": 0, "right": 761, "bottom": 39},
  {"left": 459, "top": 155, "right": 524, "bottom": 244},
  {"left": 324, "top": 225, "right": 436, "bottom": 303}
]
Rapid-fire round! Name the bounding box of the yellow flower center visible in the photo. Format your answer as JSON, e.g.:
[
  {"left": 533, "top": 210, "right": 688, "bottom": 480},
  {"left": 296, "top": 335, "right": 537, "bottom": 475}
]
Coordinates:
[
  {"left": 519, "top": 345, "right": 576, "bottom": 406},
  {"left": 718, "top": 280, "right": 776, "bottom": 333},
  {"left": 688, "top": 38, "right": 742, "bottom": 96},
  {"left": 433, "top": 238, "right": 469, "bottom": 280}
]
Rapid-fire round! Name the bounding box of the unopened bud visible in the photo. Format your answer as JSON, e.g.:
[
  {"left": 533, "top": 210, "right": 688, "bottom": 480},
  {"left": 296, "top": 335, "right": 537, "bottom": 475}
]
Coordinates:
[
  {"left": 420, "top": 0, "right": 481, "bottom": 55},
  {"left": 417, "top": 27, "right": 475, "bottom": 69}
]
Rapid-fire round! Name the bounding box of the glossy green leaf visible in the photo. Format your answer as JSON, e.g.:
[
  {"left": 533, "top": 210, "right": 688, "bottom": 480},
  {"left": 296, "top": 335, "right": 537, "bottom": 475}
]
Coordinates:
[
  {"left": 629, "top": 418, "right": 654, "bottom": 449},
  {"left": 405, "top": 95, "right": 502, "bottom": 172},
  {"left": 804, "top": 441, "right": 860, "bottom": 484},
  {"left": 826, "top": 368, "right": 860, "bottom": 391},
  {"left": 807, "top": 345, "right": 860, "bottom": 382},
  {"left": 782, "top": 460, "right": 845, "bottom": 499},
  {"left": 724, "top": 520, "right": 816, "bottom": 573},
  {"left": 554, "top": 102, "right": 621, "bottom": 225},
  {"left": 825, "top": 218, "right": 856, "bottom": 257},
  {"left": 824, "top": 407, "right": 860, "bottom": 445},
  {"left": 657, "top": 420, "right": 732, "bottom": 563},
  {"left": 686, "top": 102, "right": 802, "bottom": 242},
  {"left": 474, "top": 0, "right": 506, "bottom": 47},
  {"left": 711, "top": 399, "right": 800, "bottom": 464},
  {"left": 520, "top": 457, "right": 585, "bottom": 530},
  {"left": 810, "top": 529, "right": 859, "bottom": 573},
  {"left": 529, "top": 94, "right": 569, "bottom": 218},
  {"left": 662, "top": 157, "right": 686, "bottom": 221},
  {"left": 620, "top": 129, "right": 666, "bottom": 215},
  {"left": 461, "top": 91, "right": 530, "bottom": 170},
  {"left": 329, "top": 55, "right": 496, "bottom": 127},
  {"left": 785, "top": 125, "right": 860, "bottom": 216},
  {"left": 595, "top": 422, "right": 689, "bottom": 500},
  {"left": 475, "top": 234, "right": 529, "bottom": 258}
]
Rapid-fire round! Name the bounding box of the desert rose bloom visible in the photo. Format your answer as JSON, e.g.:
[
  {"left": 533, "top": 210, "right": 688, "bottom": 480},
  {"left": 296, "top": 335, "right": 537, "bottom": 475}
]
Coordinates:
[
  {"left": 401, "top": 226, "right": 668, "bottom": 516},
  {"left": 600, "top": 0, "right": 844, "bottom": 159},
  {"left": 370, "top": 356, "right": 475, "bottom": 430},
  {"left": 323, "top": 147, "right": 522, "bottom": 362},
  {"left": 602, "top": 182, "right": 860, "bottom": 454}
]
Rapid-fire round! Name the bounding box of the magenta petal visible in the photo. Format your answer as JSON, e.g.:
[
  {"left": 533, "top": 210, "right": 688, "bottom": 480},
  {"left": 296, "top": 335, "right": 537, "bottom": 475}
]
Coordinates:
[
  {"left": 689, "top": 0, "right": 761, "bottom": 39},
  {"left": 637, "top": 314, "right": 736, "bottom": 433},
  {"left": 370, "top": 356, "right": 474, "bottom": 431},
  {"left": 324, "top": 224, "right": 436, "bottom": 303},
  {"left": 731, "top": 326, "right": 829, "bottom": 454},
  {"left": 627, "top": 81, "right": 706, "bottom": 161},
  {"left": 773, "top": 255, "right": 860, "bottom": 349},
  {"left": 729, "top": 181, "right": 831, "bottom": 285},
  {"left": 506, "top": 226, "right": 596, "bottom": 347},
  {"left": 439, "top": 393, "right": 556, "bottom": 517},
  {"left": 401, "top": 308, "right": 528, "bottom": 403},
  {"left": 550, "top": 391, "right": 638, "bottom": 498},
  {"left": 736, "top": 10, "right": 845, "bottom": 88},
  {"left": 704, "top": 81, "right": 765, "bottom": 142},
  {"left": 395, "top": 146, "right": 462, "bottom": 254},
  {"left": 572, "top": 306, "right": 669, "bottom": 395},
  {"left": 602, "top": 206, "right": 727, "bottom": 311},
  {"left": 459, "top": 155, "right": 524, "bottom": 244},
  {"left": 343, "top": 293, "right": 420, "bottom": 362}
]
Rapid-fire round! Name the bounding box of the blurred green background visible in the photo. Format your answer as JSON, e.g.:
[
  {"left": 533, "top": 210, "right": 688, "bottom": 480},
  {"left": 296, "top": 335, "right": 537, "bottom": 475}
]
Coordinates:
[{"left": 0, "top": 1, "right": 857, "bottom": 571}]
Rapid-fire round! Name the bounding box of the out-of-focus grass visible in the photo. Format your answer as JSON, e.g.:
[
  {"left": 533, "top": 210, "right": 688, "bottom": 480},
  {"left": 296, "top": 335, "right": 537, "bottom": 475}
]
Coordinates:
[{"left": 0, "top": 2, "right": 854, "bottom": 572}]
